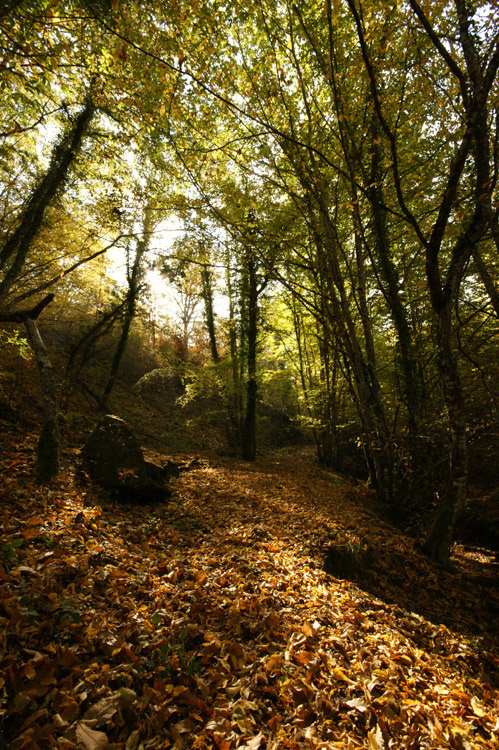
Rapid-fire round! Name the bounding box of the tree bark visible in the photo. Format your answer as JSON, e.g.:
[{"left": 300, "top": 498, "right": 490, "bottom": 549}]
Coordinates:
[
  {"left": 101, "top": 212, "right": 151, "bottom": 407},
  {"left": 472, "top": 247, "right": 499, "bottom": 318},
  {"left": 422, "top": 304, "right": 468, "bottom": 567},
  {"left": 0, "top": 294, "right": 59, "bottom": 482},
  {"left": 24, "top": 317, "right": 60, "bottom": 483},
  {"left": 225, "top": 252, "right": 243, "bottom": 449},
  {"left": 241, "top": 247, "right": 258, "bottom": 461},
  {"left": 367, "top": 114, "right": 420, "bottom": 431},
  {"left": 0, "top": 98, "right": 95, "bottom": 307},
  {"left": 201, "top": 265, "right": 219, "bottom": 363}
]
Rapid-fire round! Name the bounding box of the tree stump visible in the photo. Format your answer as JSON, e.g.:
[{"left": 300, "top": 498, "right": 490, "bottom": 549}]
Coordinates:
[{"left": 81, "top": 415, "right": 174, "bottom": 503}]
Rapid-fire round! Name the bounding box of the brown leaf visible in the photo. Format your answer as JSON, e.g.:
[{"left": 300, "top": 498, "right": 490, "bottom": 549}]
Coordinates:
[
  {"left": 84, "top": 693, "right": 121, "bottom": 728},
  {"left": 240, "top": 732, "right": 266, "bottom": 750},
  {"left": 264, "top": 653, "right": 282, "bottom": 672},
  {"left": 294, "top": 650, "right": 310, "bottom": 665},
  {"left": 195, "top": 570, "right": 208, "bottom": 584},
  {"left": 75, "top": 722, "right": 109, "bottom": 750},
  {"left": 332, "top": 667, "right": 354, "bottom": 684},
  {"left": 10, "top": 691, "right": 31, "bottom": 713},
  {"left": 21, "top": 526, "right": 40, "bottom": 540},
  {"left": 125, "top": 730, "right": 141, "bottom": 750}
]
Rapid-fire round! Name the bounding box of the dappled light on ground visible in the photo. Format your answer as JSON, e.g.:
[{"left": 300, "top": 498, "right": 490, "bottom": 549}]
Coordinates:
[{"left": 0, "top": 427, "right": 498, "bottom": 749}]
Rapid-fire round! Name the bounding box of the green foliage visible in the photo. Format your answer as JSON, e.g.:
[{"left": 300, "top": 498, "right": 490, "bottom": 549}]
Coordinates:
[
  {"left": 0, "top": 330, "right": 30, "bottom": 360},
  {"left": 176, "top": 362, "right": 223, "bottom": 407}
]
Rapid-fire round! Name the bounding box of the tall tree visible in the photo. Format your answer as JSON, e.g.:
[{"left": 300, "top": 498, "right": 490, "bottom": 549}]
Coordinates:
[{"left": 0, "top": 97, "right": 95, "bottom": 306}]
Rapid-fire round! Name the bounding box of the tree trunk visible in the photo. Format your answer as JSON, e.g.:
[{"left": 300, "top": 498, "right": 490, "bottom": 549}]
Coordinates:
[
  {"left": 201, "top": 265, "right": 219, "bottom": 363},
  {"left": 0, "top": 294, "right": 60, "bottom": 483},
  {"left": 422, "top": 304, "right": 468, "bottom": 567},
  {"left": 102, "top": 213, "right": 151, "bottom": 406},
  {"left": 0, "top": 97, "right": 95, "bottom": 306},
  {"left": 25, "top": 316, "right": 60, "bottom": 483},
  {"left": 367, "top": 114, "right": 420, "bottom": 431},
  {"left": 242, "top": 248, "right": 258, "bottom": 461},
  {"left": 225, "top": 255, "right": 243, "bottom": 449},
  {"left": 100, "top": 296, "right": 135, "bottom": 409},
  {"left": 472, "top": 247, "right": 499, "bottom": 318}
]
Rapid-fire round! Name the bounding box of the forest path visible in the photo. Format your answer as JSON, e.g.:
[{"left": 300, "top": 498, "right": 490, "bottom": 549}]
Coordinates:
[{"left": 0, "top": 427, "right": 498, "bottom": 749}]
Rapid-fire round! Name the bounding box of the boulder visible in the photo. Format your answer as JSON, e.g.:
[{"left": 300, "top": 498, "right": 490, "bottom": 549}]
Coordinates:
[{"left": 80, "top": 415, "right": 174, "bottom": 503}]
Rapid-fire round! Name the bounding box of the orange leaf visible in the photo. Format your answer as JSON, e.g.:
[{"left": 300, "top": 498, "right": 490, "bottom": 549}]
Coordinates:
[
  {"left": 294, "top": 651, "right": 310, "bottom": 665},
  {"left": 264, "top": 654, "right": 282, "bottom": 672},
  {"left": 213, "top": 736, "right": 231, "bottom": 750}
]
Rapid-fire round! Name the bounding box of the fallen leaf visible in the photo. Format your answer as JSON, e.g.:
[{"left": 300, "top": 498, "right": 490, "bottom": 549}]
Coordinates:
[
  {"left": 333, "top": 667, "right": 354, "bottom": 684},
  {"left": 84, "top": 693, "right": 121, "bottom": 727},
  {"left": 76, "top": 721, "right": 109, "bottom": 750}
]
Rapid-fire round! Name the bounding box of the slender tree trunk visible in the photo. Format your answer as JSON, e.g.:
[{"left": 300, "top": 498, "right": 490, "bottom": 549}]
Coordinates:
[
  {"left": 367, "top": 115, "right": 420, "bottom": 432},
  {"left": 101, "top": 216, "right": 150, "bottom": 406},
  {"left": 242, "top": 248, "right": 258, "bottom": 461},
  {"left": 284, "top": 137, "right": 396, "bottom": 500},
  {"left": 317, "top": 318, "right": 339, "bottom": 467},
  {"left": 472, "top": 247, "right": 499, "bottom": 318},
  {"left": 201, "top": 265, "right": 219, "bottom": 363},
  {"left": 291, "top": 297, "right": 322, "bottom": 457},
  {"left": 100, "top": 295, "right": 136, "bottom": 408},
  {"left": 24, "top": 317, "right": 60, "bottom": 483},
  {"left": 225, "top": 252, "right": 242, "bottom": 448},
  {"left": 318, "top": 207, "right": 395, "bottom": 502}
]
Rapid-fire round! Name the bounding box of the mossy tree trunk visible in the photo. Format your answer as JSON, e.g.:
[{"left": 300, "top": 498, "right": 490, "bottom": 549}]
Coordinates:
[
  {"left": 0, "top": 97, "right": 95, "bottom": 307},
  {"left": 201, "top": 265, "right": 219, "bottom": 364}
]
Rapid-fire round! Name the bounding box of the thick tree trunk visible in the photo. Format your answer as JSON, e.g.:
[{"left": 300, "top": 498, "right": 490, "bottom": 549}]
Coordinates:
[
  {"left": 0, "top": 294, "right": 59, "bottom": 483},
  {"left": 422, "top": 305, "right": 468, "bottom": 567},
  {"left": 0, "top": 98, "right": 95, "bottom": 306}
]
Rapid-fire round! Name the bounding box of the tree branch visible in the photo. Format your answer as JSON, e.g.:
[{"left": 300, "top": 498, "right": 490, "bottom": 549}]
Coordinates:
[{"left": 0, "top": 293, "right": 54, "bottom": 323}]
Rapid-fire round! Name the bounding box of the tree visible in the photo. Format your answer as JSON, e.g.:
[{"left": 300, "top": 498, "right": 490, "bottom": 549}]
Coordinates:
[
  {"left": 0, "top": 97, "right": 95, "bottom": 307},
  {"left": 0, "top": 294, "right": 59, "bottom": 482},
  {"left": 101, "top": 206, "right": 154, "bottom": 407},
  {"left": 344, "top": 0, "right": 499, "bottom": 565}
]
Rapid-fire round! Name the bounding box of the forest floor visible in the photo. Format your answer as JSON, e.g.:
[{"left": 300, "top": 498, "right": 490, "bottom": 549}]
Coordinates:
[{"left": 0, "top": 423, "right": 498, "bottom": 750}]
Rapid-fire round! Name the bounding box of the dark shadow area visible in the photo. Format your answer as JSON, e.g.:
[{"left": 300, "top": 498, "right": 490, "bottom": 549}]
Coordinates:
[{"left": 322, "top": 538, "right": 499, "bottom": 681}]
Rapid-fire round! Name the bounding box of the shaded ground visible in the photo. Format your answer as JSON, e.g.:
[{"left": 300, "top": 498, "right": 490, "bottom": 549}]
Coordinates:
[{"left": 0, "top": 425, "right": 498, "bottom": 749}]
